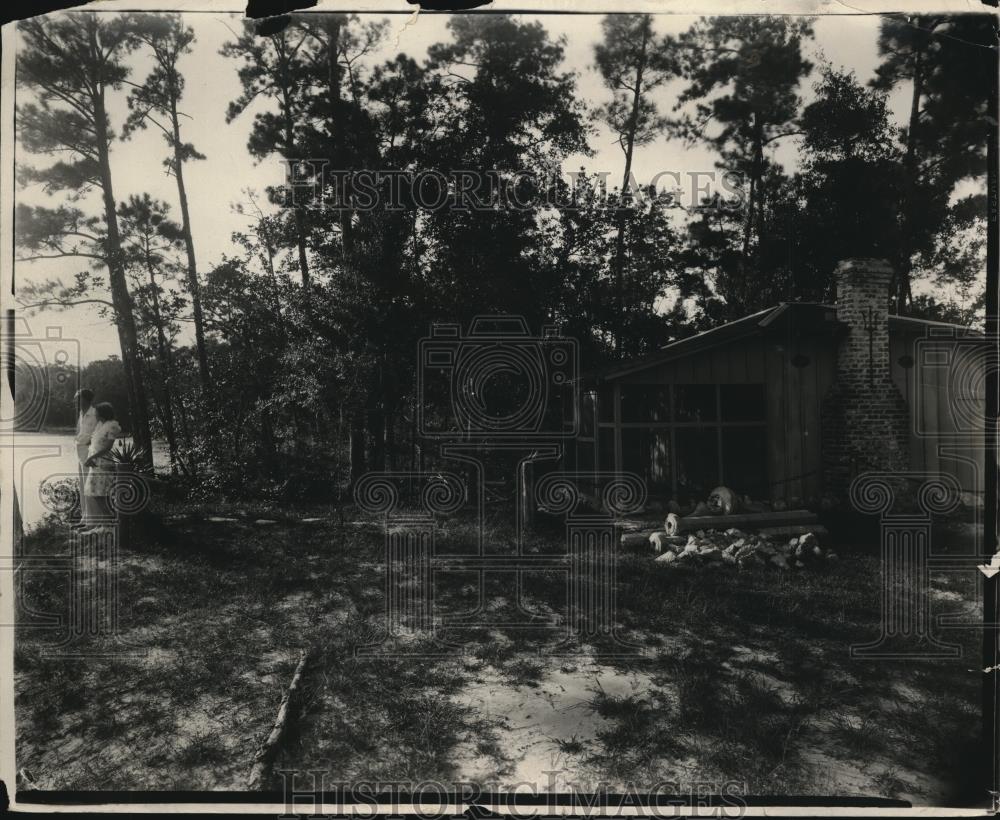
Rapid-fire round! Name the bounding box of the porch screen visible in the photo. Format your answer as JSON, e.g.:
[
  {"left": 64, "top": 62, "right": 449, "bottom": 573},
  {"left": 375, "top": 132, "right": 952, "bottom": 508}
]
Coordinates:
[{"left": 595, "top": 383, "right": 768, "bottom": 502}]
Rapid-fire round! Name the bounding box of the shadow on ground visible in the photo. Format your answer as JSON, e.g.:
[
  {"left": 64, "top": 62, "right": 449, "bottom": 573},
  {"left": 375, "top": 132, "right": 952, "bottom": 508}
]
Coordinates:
[{"left": 14, "top": 506, "right": 985, "bottom": 804}]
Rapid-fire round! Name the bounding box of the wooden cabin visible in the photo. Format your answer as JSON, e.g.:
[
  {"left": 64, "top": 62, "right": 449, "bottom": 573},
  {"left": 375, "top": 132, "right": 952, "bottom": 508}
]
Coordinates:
[{"left": 568, "top": 259, "right": 987, "bottom": 508}]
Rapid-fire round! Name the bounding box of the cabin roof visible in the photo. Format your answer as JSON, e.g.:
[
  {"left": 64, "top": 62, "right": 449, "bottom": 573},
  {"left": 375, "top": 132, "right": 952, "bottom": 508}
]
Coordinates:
[{"left": 588, "top": 302, "right": 982, "bottom": 383}]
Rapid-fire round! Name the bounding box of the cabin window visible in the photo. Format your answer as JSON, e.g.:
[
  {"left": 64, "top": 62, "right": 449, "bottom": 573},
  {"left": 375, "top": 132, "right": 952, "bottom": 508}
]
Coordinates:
[
  {"left": 721, "top": 427, "right": 768, "bottom": 498},
  {"left": 591, "top": 382, "right": 768, "bottom": 502},
  {"left": 676, "top": 428, "right": 719, "bottom": 498},
  {"left": 620, "top": 385, "right": 670, "bottom": 422},
  {"left": 622, "top": 428, "right": 671, "bottom": 492},
  {"left": 674, "top": 384, "right": 717, "bottom": 422}
]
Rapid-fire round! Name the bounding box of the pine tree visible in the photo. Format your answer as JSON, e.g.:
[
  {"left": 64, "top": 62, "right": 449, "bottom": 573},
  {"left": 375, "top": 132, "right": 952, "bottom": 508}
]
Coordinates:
[
  {"left": 221, "top": 17, "right": 316, "bottom": 286},
  {"left": 872, "top": 13, "right": 995, "bottom": 311},
  {"left": 16, "top": 13, "right": 153, "bottom": 464},
  {"left": 594, "top": 14, "right": 677, "bottom": 356},
  {"left": 672, "top": 16, "right": 814, "bottom": 270},
  {"left": 125, "top": 13, "right": 212, "bottom": 391}
]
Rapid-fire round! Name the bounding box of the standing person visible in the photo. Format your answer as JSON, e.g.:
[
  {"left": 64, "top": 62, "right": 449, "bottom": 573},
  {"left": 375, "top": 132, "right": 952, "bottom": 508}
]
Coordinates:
[
  {"left": 80, "top": 402, "right": 122, "bottom": 535},
  {"left": 74, "top": 388, "right": 97, "bottom": 492}
]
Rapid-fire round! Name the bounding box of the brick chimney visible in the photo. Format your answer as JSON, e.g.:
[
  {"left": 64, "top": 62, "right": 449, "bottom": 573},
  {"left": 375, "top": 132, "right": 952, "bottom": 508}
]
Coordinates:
[{"left": 821, "top": 259, "right": 910, "bottom": 500}]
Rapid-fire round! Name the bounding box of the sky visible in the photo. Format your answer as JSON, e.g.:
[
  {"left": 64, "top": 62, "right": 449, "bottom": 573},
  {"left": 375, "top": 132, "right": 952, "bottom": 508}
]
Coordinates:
[{"left": 14, "top": 10, "right": 918, "bottom": 365}]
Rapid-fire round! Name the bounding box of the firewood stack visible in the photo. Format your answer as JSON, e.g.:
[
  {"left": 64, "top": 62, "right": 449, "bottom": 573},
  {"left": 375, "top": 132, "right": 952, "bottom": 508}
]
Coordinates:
[{"left": 652, "top": 528, "right": 838, "bottom": 570}]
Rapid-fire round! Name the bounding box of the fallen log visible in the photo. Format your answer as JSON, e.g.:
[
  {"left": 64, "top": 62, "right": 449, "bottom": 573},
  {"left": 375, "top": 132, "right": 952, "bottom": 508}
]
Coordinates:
[
  {"left": 667, "top": 509, "right": 818, "bottom": 534},
  {"left": 247, "top": 647, "right": 315, "bottom": 790},
  {"left": 620, "top": 531, "right": 686, "bottom": 550}
]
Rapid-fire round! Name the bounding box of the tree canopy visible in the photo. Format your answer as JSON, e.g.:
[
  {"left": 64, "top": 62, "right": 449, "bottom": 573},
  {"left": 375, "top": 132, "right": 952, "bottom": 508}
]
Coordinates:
[{"left": 13, "top": 11, "right": 992, "bottom": 492}]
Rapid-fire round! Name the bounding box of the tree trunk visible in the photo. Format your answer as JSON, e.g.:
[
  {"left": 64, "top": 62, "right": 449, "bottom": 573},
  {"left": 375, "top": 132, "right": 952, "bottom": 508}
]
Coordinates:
[
  {"left": 92, "top": 75, "right": 153, "bottom": 468},
  {"left": 743, "top": 114, "right": 765, "bottom": 261},
  {"left": 897, "top": 30, "right": 931, "bottom": 314},
  {"left": 386, "top": 408, "right": 397, "bottom": 471},
  {"left": 278, "top": 78, "right": 310, "bottom": 287},
  {"left": 350, "top": 412, "right": 366, "bottom": 487},
  {"left": 293, "top": 208, "right": 311, "bottom": 289},
  {"left": 323, "top": 19, "right": 373, "bottom": 480},
  {"left": 325, "top": 16, "right": 343, "bottom": 171},
  {"left": 146, "top": 259, "right": 179, "bottom": 474},
  {"left": 169, "top": 95, "right": 211, "bottom": 391},
  {"left": 611, "top": 22, "right": 648, "bottom": 358},
  {"left": 322, "top": 17, "right": 358, "bottom": 285},
  {"left": 368, "top": 406, "right": 385, "bottom": 473}
]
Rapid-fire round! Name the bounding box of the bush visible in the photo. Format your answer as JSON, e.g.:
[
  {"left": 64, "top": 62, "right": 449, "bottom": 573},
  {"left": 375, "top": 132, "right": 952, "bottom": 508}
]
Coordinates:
[{"left": 181, "top": 445, "right": 346, "bottom": 504}]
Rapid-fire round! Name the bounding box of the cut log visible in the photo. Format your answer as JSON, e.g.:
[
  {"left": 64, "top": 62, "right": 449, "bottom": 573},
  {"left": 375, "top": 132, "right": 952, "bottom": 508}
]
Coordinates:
[
  {"left": 668, "top": 509, "right": 817, "bottom": 534},
  {"left": 664, "top": 512, "right": 681, "bottom": 536},
  {"left": 247, "top": 647, "right": 314, "bottom": 790},
  {"left": 625, "top": 510, "right": 819, "bottom": 541},
  {"left": 649, "top": 532, "right": 687, "bottom": 552}
]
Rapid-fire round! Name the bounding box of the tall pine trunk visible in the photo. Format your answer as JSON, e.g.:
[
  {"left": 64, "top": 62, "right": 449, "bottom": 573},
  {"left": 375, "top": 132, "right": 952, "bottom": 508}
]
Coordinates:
[
  {"left": 322, "top": 17, "right": 375, "bottom": 481},
  {"left": 611, "top": 23, "right": 648, "bottom": 358},
  {"left": 278, "top": 78, "right": 310, "bottom": 288},
  {"left": 168, "top": 92, "right": 211, "bottom": 391},
  {"left": 145, "top": 258, "right": 180, "bottom": 474},
  {"left": 897, "top": 39, "right": 927, "bottom": 314},
  {"left": 92, "top": 74, "right": 153, "bottom": 467},
  {"left": 350, "top": 413, "right": 366, "bottom": 487}
]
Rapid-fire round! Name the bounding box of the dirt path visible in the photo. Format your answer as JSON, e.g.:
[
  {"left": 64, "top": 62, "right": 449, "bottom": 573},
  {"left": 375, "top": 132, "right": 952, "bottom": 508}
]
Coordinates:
[{"left": 448, "top": 656, "right": 658, "bottom": 791}]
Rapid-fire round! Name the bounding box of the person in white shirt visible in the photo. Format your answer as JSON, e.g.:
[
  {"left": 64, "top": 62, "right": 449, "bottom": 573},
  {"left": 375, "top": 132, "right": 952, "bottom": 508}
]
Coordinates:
[
  {"left": 79, "top": 402, "right": 122, "bottom": 535},
  {"left": 74, "top": 388, "right": 97, "bottom": 494}
]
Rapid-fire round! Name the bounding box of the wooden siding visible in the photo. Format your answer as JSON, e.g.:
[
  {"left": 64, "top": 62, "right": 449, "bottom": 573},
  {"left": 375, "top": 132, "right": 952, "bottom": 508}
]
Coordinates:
[
  {"left": 584, "top": 322, "right": 988, "bottom": 504},
  {"left": 889, "top": 326, "right": 985, "bottom": 495},
  {"left": 613, "top": 334, "right": 832, "bottom": 504},
  {"left": 590, "top": 319, "right": 985, "bottom": 503}
]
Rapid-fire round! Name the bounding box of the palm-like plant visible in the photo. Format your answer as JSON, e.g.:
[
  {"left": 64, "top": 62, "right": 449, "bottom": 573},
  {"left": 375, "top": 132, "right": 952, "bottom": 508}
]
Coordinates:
[{"left": 109, "top": 440, "right": 154, "bottom": 475}]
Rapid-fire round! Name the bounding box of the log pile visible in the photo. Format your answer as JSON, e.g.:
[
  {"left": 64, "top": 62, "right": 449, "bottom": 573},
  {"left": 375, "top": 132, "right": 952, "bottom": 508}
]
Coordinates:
[
  {"left": 612, "top": 485, "right": 836, "bottom": 570},
  {"left": 665, "top": 508, "right": 818, "bottom": 535},
  {"left": 618, "top": 509, "right": 822, "bottom": 545},
  {"left": 653, "top": 528, "right": 837, "bottom": 570}
]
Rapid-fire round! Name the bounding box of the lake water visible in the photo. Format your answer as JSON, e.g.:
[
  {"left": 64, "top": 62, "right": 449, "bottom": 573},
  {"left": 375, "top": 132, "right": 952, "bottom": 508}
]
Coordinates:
[{"left": 10, "top": 431, "right": 170, "bottom": 531}]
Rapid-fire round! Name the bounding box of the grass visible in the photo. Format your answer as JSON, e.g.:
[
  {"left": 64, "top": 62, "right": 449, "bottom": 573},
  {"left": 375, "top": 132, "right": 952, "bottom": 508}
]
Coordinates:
[
  {"left": 13, "top": 502, "right": 986, "bottom": 803},
  {"left": 176, "top": 733, "right": 229, "bottom": 767}
]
